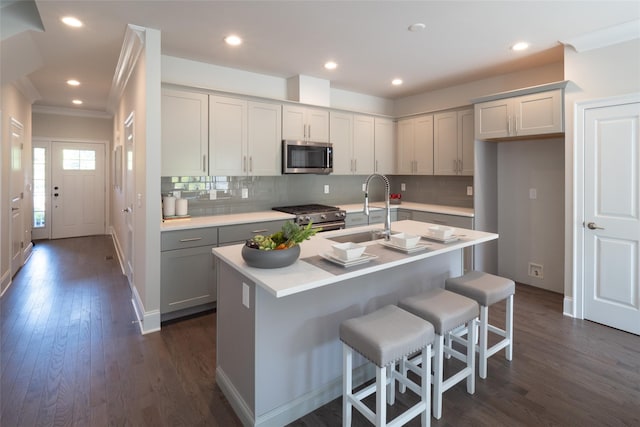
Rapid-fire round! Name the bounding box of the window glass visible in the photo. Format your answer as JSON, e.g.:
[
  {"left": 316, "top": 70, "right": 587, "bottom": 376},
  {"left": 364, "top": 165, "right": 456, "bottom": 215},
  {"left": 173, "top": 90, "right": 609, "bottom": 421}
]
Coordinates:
[
  {"left": 63, "top": 149, "right": 95, "bottom": 170},
  {"left": 33, "top": 147, "right": 46, "bottom": 228}
]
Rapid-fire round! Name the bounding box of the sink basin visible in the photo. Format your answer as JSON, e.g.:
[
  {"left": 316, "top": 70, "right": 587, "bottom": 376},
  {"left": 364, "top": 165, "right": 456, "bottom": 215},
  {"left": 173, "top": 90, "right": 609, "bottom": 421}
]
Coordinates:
[{"left": 328, "top": 230, "right": 392, "bottom": 244}]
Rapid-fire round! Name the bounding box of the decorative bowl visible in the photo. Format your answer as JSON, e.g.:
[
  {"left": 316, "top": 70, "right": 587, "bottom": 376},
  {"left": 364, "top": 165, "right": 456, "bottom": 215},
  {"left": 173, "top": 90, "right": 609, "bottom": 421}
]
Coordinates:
[
  {"left": 241, "top": 244, "right": 300, "bottom": 269},
  {"left": 331, "top": 242, "right": 366, "bottom": 261},
  {"left": 428, "top": 225, "right": 454, "bottom": 239},
  {"left": 390, "top": 233, "right": 421, "bottom": 249}
]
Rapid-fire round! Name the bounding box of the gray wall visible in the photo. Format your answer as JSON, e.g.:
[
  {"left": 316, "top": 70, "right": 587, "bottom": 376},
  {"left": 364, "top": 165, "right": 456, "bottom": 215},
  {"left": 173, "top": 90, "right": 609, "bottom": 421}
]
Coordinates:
[{"left": 161, "top": 174, "right": 473, "bottom": 216}]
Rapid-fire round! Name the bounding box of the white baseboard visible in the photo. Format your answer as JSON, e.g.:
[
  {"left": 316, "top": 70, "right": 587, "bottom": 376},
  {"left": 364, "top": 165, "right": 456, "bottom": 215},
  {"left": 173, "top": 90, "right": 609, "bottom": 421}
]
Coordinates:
[
  {"left": 109, "top": 226, "right": 126, "bottom": 276},
  {"left": 22, "top": 241, "right": 33, "bottom": 264},
  {"left": 0, "top": 269, "right": 11, "bottom": 297},
  {"left": 217, "top": 362, "right": 374, "bottom": 427},
  {"left": 131, "top": 285, "right": 161, "bottom": 334},
  {"left": 563, "top": 297, "right": 575, "bottom": 317}
]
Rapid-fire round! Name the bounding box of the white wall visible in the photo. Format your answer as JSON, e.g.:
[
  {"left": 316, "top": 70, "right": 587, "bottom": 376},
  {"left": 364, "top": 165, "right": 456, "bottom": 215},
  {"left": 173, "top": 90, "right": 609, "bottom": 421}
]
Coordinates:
[
  {"left": 32, "top": 112, "right": 112, "bottom": 141},
  {"left": 563, "top": 38, "right": 640, "bottom": 308},
  {"left": 498, "top": 138, "right": 565, "bottom": 292},
  {"left": 1, "top": 83, "right": 32, "bottom": 295}
]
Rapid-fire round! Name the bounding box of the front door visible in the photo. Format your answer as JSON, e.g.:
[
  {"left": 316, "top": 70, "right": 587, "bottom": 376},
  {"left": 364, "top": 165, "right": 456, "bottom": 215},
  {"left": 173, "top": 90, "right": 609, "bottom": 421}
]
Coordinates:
[
  {"left": 583, "top": 100, "right": 640, "bottom": 335},
  {"left": 51, "top": 141, "right": 106, "bottom": 239}
]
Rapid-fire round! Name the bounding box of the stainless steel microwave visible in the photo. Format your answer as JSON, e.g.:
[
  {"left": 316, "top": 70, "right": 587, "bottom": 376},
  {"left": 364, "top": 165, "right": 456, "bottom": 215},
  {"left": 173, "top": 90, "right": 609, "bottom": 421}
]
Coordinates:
[{"left": 282, "top": 140, "right": 333, "bottom": 174}]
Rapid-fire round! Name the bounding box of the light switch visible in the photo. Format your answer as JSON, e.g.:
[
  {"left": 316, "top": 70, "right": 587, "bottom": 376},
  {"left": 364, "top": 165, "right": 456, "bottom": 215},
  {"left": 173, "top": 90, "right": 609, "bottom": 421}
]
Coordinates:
[
  {"left": 242, "top": 283, "right": 250, "bottom": 308},
  {"left": 529, "top": 188, "right": 537, "bottom": 200}
]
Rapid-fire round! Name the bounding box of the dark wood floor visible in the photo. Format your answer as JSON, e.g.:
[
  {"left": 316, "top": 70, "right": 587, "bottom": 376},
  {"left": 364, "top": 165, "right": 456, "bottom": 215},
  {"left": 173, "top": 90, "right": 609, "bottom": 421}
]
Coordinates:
[{"left": 2, "top": 236, "right": 639, "bottom": 427}]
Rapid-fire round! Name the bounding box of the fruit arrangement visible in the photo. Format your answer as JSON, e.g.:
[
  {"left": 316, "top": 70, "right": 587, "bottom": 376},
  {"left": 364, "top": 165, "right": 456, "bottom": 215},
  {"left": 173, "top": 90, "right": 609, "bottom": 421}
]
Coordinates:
[{"left": 245, "top": 221, "right": 319, "bottom": 250}]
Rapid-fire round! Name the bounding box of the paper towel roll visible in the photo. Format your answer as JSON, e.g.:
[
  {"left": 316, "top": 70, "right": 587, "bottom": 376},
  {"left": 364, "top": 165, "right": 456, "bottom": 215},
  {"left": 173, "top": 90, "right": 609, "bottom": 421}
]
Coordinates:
[
  {"left": 176, "top": 198, "right": 188, "bottom": 216},
  {"left": 163, "top": 196, "right": 176, "bottom": 217}
]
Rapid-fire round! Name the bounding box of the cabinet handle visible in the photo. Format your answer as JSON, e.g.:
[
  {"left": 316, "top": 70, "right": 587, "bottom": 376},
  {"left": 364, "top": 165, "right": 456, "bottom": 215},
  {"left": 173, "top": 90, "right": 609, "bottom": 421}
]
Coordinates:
[
  {"left": 308, "top": 124, "right": 311, "bottom": 139},
  {"left": 453, "top": 159, "right": 457, "bottom": 172},
  {"left": 252, "top": 229, "right": 268, "bottom": 233},
  {"left": 243, "top": 155, "right": 247, "bottom": 172},
  {"left": 249, "top": 156, "right": 253, "bottom": 173},
  {"left": 508, "top": 116, "right": 512, "bottom": 135},
  {"left": 203, "top": 155, "right": 207, "bottom": 173},
  {"left": 354, "top": 158, "right": 357, "bottom": 172},
  {"left": 179, "top": 237, "right": 203, "bottom": 242},
  {"left": 515, "top": 115, "right": 519, "bottom": 135},
  {"left": 458, "top": 159, "right": 462, "bottom": 173}
]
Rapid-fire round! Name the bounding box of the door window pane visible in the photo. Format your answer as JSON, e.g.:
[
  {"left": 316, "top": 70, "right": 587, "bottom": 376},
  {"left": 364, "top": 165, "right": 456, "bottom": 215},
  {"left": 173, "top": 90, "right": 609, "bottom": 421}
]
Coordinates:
[
  {"left": 33, "top": 147, "right": 46, "bottom": 228},
  {"left": 63, "top": 149, "right": 95, "bottom": 170}
]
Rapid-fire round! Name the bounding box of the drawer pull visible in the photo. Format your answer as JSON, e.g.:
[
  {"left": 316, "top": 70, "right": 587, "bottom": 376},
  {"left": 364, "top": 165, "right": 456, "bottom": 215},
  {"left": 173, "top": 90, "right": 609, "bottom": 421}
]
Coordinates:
[
  {"left": 179, "top": 237, "right": 203, "bottom": 242},
  {"left": 252, "top": 229, "right": 268, "bottom": 233}
]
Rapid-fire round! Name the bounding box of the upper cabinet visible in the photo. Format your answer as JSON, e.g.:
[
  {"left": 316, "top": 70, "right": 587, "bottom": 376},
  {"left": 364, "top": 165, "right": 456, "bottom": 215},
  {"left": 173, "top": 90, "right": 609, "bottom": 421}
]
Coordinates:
[
  {"left": 330, "top": 112, "right": 375, "bottom": 175},
  {"left": 434, "top": 109, "right": 474, "bottom": 175},
  {"left": 397, "top": 115, "right": 434, "bottom": 175},
  {"left": 374, "top": 117, "right": 395, "bottom": 175},
  {"left": 474, "top": 87, "right": 564, "bottom": 140},
  {"left": 209, "top": 96, "right": 282, "bottom": 176},
  {"left": 282, "top": 105, "right": 329, "bottom": 142},
  {"left": 161, "top": 89, "right": 209, "bottom": 176}
]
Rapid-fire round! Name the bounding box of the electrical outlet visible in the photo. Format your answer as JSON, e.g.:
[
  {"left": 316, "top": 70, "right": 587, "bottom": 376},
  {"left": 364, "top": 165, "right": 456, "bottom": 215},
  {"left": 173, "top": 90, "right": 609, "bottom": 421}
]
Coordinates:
[
  {"left": 324, "top": 184, "right": 330, "bottom": 194},
  {"left": 173, "top": 190, "right": 181, "bottom": 198},
  {"left": 401, "top": 183, "right": 406, "bottom": 191},
  {"left": 209, "top": 189, "right": 217, "bottom": 200},
  {"left": 467, "top": 186, "right": 473, "bottom": 196},
  {"left": 528, "top": 262, "right": 543, "bottom": 279},
  {"left": 242, "top": 283, "right": 250, "bottom": 308},
  {"left": 529, "top": 188, "right": 537, "bottom": 199},
  {"left": 362, "top": 183, "right": 366, "bottom": 192},
  {"left": 242, "top": 188, "right": 248, "bottom": 199}
]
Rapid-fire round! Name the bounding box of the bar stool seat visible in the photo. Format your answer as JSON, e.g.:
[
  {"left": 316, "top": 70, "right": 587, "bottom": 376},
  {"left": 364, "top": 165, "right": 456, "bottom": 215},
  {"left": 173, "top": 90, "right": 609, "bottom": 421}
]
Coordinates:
[
  {"left": 445, "top": 271, "right": 515, "bottom": 379},
  {"left": 340, "top": 305, "right": 435, "bottom": 427},
  {"left": 399, "top": 289, "right": 478, "bottom": 420}
]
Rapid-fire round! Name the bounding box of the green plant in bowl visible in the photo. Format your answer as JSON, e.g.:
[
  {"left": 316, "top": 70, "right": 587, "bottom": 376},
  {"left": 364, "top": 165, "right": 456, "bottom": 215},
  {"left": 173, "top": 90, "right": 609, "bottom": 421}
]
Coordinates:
[{"left": 242, "top": 221, "right": 319, "bottom": 268}]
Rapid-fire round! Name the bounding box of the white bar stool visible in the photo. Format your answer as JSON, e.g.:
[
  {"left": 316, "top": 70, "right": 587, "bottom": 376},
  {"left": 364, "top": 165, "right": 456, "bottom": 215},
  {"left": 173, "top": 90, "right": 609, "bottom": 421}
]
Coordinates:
[
  {"left": 445, "top": 270, "right": 515, "bottom": 379},
  {"left": 399, "top": 289, "right": 478, "bottom": 420},
  {"left": 340, "top": 305, "right": 435, "bottom": 427}
]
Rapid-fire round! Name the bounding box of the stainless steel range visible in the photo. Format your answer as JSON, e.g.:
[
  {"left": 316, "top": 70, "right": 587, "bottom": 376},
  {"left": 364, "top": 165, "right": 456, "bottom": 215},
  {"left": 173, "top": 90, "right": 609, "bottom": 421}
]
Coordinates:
[{"left": 272, "top": 204, "right": 346, "bottom": 232}]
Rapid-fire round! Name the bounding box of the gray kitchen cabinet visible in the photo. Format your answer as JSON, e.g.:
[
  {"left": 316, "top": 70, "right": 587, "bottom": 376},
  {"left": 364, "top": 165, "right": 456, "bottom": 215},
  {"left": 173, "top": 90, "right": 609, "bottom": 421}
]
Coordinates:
[
  {"left": 345, "top": 212, "right": 368, "bottom": 228},
  {"left": 474, "top": 88, "right": 563, "bottom": 140},
  {"left": 160, "top": 227, "right": 218, "bottom": 319},
  {"left": 368, "top": 209, "right": 397, "bottom": 225},
  {"left": 161, "top": 88, "right": 209, "bottom": 176},
  {"left": 218, "top": 220, "right": 289, "bottom": 246},
  {"left": 396, "top": 209, "right": 412, "bottom": 221},
  {"left": 346, "top": 210, "right": 397, "bottom": 228},
  {"left": 409, "top": 210, "right": 475, "bottom": 272}
]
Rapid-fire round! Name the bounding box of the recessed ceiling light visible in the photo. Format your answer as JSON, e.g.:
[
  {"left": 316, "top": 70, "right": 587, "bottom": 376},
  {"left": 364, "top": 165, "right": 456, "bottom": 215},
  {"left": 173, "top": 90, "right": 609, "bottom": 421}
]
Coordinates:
[
  {"left": 72, "top": 99, "right": 83, "bottom": 105},
  {"left": 67, "top": 79, "right": 80, "bottom": 86},
  {"left": 224, "top": 35, "right": 242, "bottom": 46},
  {"left": 408, "top": 23, "right": 426, "bottom": 32},
  {"left": 392, "top": 78, "right": 403, "bottom": 86},
  {"left": 61, "top": 16, "right": 83, "bottom": 28},
  {"left": 324, "top": 61, "right": 338, "bottom": 70},
  {"left": 511, "top": 41, "right": 530, "bottom": 51}
]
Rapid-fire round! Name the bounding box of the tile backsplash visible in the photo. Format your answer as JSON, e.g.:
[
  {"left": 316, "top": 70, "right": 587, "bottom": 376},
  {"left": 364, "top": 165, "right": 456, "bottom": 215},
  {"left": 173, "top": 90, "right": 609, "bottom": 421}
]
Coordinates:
[{"left": 161, "top": 174, "right": 473, "bottom": 217}]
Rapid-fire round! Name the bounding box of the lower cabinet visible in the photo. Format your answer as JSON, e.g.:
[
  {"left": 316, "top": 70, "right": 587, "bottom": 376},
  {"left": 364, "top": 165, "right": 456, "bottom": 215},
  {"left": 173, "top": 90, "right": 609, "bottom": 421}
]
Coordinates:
[
  {"left": 160, "top": 228, "right": 218, "bottom": 319},
  {"left": 409, "top": 211, "right": 475, "bottom": 273},
  {"left": 218, "top": 220, "right": 288, "bottom": 246},
  {"left": 346, "top": 210, "right": 397, "bottom": 228}
]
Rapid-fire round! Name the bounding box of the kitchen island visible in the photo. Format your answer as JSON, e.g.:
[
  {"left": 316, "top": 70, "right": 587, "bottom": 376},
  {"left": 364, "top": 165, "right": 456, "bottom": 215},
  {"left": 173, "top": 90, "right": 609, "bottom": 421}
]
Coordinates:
[{"left": 212, "top": 220, "right": 497, "bottom": 427}]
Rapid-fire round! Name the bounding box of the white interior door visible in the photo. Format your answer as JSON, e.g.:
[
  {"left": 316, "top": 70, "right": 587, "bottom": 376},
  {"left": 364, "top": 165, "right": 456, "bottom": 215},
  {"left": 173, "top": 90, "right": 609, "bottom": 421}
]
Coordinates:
[
  {"left": 10, "top": 118, "right": 24, "bottom": 277},
  {"left": 583, "top": 100, "right": 640, "bottom": 335},
  {"left": 123, "top": 113, "right": 135, "bottom": 286},
  {"left": 51, "top": 141, "right": 105, "bottom": 239}
]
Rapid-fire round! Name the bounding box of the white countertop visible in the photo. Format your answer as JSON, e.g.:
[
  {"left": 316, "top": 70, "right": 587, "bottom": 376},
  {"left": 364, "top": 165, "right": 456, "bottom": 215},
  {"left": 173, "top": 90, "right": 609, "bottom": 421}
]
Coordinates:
[
  {"left": 212, "top": 220, "right": 497, "bottom": 298},
  {"left": 161, "top": 202, "right": 473, "bottom": 231}
]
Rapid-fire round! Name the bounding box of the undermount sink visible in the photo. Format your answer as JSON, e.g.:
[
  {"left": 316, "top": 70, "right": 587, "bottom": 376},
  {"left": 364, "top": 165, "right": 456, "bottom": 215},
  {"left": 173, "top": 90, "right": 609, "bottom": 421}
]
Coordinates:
[{"left": 328, "top": 230, "right": 392, "bottom": 244}]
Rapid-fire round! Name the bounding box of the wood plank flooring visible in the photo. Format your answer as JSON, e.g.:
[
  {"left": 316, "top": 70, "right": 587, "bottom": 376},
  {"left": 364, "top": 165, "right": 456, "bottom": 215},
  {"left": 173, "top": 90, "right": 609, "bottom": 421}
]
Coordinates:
[{"left": 2, "top": 236, "right": 639, "bottom": 426}]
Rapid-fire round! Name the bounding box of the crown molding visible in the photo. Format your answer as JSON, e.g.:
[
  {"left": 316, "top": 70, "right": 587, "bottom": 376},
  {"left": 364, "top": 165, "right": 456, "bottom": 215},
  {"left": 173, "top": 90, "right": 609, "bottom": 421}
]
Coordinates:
[
  {"left": 107, "top": 24, "right": 145, "bottom": 113},
  {"left": 13, "top": 75, "right": 41, "bottom": 103},
  {"left": 561, "top": 19, "right": 640, "bottom": 53},
  {"left": 32, "top": 104, "right": 112, "bottom": 119}
]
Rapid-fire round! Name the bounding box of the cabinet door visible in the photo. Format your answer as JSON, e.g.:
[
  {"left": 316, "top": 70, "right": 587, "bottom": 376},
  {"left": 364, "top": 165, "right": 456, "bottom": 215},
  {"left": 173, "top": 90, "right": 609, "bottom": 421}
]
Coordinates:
[
  {"left": 161, "top": 89, "right": 208, "bottom": 176},
  {"left": 161, "top": 245, "right": 217, "bottom": 314},
  {"left": 397, "top": 119, "right": 415, "bottom": 174},
  {"left": 345, "top": 212, "right": 368, "bottom": 228},
  {"left": 248, "top": 101, "right": 282, "bottom": 176},
  {"left": 306, "top": 108, "right": 330, "bottom": 142},
  {"left": 352, "top": 115, "right": 375, "bottom": 175},
  {"left": 218, "top": 220, "right": 289, "bottom": 245},
  {"left": 209, "top": 96, "right": 248, "bottom": 175},
  {"left": 282, "top": 105, "right": 307, "bottom": 140},
  {"left": 414, "top": 115, "right": 434, "bottom": 175},
  {"left": 374, "top": 117, "right": 395, "bottom": 175},
  {"left": 458, "top": 109, "right": 475, "bottom": 176},
  {"left": 434, "top": 111, "right": 458, "bottom": 175},
  {"left": 329, "top": 111, "right": 353, "bottom": 174},
  {"left": 475, "top": 98, "right": 510, "bottom": 140},
  {"left": 514, "top": 89, "right": 563, "bottom": 136}
]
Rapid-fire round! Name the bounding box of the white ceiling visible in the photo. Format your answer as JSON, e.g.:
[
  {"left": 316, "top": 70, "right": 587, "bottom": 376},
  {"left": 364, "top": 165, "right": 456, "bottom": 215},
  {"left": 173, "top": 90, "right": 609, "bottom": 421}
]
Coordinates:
[{"left": 2, "top": 1, "right": 639, "bottom": 113}]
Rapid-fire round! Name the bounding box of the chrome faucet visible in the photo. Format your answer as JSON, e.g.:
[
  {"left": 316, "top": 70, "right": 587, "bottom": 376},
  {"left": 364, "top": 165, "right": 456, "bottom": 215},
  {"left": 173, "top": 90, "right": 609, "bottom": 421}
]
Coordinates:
[{"left": 364, "top": 173, "right": 391, "bottom": 240}]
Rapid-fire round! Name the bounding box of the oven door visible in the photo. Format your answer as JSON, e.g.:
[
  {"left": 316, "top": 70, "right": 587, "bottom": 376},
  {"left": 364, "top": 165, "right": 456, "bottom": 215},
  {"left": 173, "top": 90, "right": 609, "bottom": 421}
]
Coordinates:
[
  {"left": 312, "top": 221, "right": 345, "bottom": 233},
  {"left": 282, "top": 140, "right": 333, "bottom": 174}
]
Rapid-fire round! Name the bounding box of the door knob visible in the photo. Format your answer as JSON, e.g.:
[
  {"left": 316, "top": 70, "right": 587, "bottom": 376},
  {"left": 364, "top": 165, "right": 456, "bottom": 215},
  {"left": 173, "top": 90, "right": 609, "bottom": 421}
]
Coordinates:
[
  {"left": 54, "top": 193, "right": 59, "bottom": 197},
  {"left": 122, "top": 207, "right": 132, "bottom": 213},
  {"left": 586, "top": 222, "right": 604, "bottom": 230}
]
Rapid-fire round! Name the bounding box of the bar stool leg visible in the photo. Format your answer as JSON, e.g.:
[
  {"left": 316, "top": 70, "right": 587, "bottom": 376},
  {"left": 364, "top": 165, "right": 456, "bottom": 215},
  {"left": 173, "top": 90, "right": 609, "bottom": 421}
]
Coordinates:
[
  {"left": 376, "top": 366, "right": 387, "bottom": 426},
  {"left": 422, "top": 346, "right": 431, "bottom": 427},
  {"left": 506, "top": 294, "right": 514, "bottom": 361},
  {"left": 343, "top": 344, "right": 353, "bottom": 427},
  {"left": 433, "top": 334, "right": 444, "bottom": 419},
  {"left": 478, "top": 305, "right": 489, "bottom": 379},
  {"left": 467, "top": 318, "right": 476, "bottom": 393}
]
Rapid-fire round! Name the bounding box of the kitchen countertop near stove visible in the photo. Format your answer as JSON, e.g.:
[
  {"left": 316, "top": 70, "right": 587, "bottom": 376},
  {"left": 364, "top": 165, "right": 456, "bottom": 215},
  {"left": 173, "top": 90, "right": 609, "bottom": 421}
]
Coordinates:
[{"left": 160, "top": 202, "right": 473, "bottom": 232}]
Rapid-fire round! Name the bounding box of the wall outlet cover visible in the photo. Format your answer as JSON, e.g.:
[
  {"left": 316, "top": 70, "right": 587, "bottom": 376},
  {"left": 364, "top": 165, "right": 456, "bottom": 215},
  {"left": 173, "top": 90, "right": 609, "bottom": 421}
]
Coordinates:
[
  {"left": 401, "top": 183, "right": 406, "bottom": 191},
  {"left": 242, "top": 188, "right": 249, "bottom": 199},
  {"left": 528, "top": 262, "right": 543, "bottom": 279},
  {"left": 324, "top": 184, "right": 330, "bottom": 194},
  {"left": 467, "top": 186, "right": 473, "bottom": 196}
]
